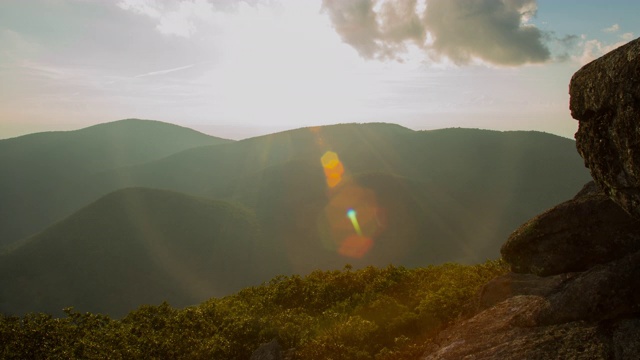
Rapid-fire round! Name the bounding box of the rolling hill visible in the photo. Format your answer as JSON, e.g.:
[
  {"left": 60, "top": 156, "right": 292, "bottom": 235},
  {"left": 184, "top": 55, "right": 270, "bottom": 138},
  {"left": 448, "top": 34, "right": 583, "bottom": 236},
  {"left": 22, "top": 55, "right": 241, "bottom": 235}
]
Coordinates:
[
  {"left": 0, "top": 187, "right": 264, "bottom": 317},
  {"left": 0, "top": 122, "right": 593, "bottom": 316},
  {"left": 85, "top": 125, "right": 588, "bottom": 269},
  {"left": 221, "top": 127, "right": 590, "bottom": 266},
  {"left": 0, "top": 119, "right": 231, "bottom": 248}
]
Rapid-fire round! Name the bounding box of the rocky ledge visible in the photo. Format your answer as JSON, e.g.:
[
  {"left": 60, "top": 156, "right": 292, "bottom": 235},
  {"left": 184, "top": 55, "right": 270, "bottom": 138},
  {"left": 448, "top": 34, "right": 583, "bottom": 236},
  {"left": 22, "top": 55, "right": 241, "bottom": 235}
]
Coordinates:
[
  {"left": 571, "top": 37, "right": 640, "bottom": 218},
  {"left": 421, "top": 37, "right": 640, "bottom": 359}
]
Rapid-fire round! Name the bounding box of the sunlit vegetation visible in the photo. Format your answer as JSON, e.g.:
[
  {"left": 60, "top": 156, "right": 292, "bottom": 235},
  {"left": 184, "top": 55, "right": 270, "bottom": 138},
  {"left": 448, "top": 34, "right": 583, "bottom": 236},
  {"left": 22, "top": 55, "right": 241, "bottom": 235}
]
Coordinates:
[{"left": 0, "top": 260, "right": 508, "bottom": 359}]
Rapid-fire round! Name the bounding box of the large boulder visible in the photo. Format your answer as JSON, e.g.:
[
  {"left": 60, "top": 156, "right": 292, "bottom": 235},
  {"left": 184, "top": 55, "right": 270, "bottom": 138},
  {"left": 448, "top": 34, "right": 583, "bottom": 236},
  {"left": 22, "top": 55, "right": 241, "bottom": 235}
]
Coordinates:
[
  {"left": 536, "top": 250, "right": 640, "bottom": 326},
  {"left": 477, "top": 272, "right": 574, "bottom": 310},
  {"left": 571, "top": 37, "right": 640, "bottom": 217},
  {"left": 501, "top": 182, "right": 640, "bottom": 276},
  {"left": 423, "top": 250, "right": 640, "bottom": 359},
  {"left": 422, "top": 296, "right": 614, "bottom": 360}
]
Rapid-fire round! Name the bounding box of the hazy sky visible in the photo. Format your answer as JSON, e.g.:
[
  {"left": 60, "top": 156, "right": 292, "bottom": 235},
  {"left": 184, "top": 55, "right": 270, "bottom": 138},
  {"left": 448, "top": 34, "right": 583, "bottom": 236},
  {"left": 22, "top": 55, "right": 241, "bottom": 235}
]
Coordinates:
[{"left": 1, "top": 0, "right": 638, "bottom": 140}]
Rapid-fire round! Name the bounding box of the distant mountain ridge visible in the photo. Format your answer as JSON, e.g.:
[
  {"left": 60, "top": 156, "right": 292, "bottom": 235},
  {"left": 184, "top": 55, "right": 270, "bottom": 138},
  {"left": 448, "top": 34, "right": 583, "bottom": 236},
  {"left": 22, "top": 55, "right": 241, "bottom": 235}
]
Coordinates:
[
  {"left": 0, "top": 119, "right": 231, "bottom": 248},
  {"left": 0, "top": 120, "right": 592, "bottom": 316},
  {"left": 0, "top": 119, "right": 231, "bottom": 172},
  {"left": 0, "top": 187, "right": 262, "bottom": 317}
]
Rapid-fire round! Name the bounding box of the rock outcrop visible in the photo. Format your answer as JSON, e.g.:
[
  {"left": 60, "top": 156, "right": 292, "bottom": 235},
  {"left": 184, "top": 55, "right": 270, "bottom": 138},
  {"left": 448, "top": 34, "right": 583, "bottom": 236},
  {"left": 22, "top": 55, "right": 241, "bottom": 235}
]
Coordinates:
[
  {"left": 423, "top": 296, "right": 617, "bottom": 360},
  {"left": 501, "top": 181, "right": 640, "bottom": 276},
  {"left": 571, "top": 37, "right": 640, "bottom": 218},
  {"left": 422, "top": 38, "right": 640, "bottom": 359},
  {"left": 423, "top": 226, "right": 640, "bottom": 359}
]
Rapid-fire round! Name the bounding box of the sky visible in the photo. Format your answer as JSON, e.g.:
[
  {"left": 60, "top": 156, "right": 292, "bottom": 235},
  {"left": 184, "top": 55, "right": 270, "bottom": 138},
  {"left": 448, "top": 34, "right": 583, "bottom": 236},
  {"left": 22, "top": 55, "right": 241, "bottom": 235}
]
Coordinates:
[{"left": 0, "top": 0, "right": 638, "bottom": 140}]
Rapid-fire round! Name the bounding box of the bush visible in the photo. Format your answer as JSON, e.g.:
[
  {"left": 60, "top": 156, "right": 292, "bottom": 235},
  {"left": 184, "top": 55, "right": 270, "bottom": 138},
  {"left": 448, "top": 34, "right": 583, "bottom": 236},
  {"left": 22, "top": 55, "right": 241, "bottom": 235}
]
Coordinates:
[{"left": 0, "top": 260, "right": 508, "bottom": 359}]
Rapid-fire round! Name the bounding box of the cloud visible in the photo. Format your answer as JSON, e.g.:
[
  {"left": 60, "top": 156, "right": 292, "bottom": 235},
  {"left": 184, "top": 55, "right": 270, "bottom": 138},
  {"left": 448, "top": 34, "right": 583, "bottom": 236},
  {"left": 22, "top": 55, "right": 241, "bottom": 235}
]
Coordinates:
[
  {"left": 321, "top": 0, "right": 424, "bottom": 61},
  {"left": 621, "top": 32, "right": 634, "bottom": 41},
  {"left": 575, "top": 26, "right": 635, "bottom": 65},
  {"left": 117, "top": 0, "right": 215, "bottom": 38},
  {"left": 322, "top": 0, "right": 552, "bottom": 66},
  {"left": 603, "top": 24, "right": 620, "bottom": 33},
  {"left": 576, "top": 36, "right": 633, "bottom": 65},
  {"left": 134, "top": 64, "right": 196, "bottom": 78},
  {"left": 423, "top": 0, "right": 549, "bottom": 65},
  {"left": 544, "top": 32, "right": 579, "bottom": 62}
]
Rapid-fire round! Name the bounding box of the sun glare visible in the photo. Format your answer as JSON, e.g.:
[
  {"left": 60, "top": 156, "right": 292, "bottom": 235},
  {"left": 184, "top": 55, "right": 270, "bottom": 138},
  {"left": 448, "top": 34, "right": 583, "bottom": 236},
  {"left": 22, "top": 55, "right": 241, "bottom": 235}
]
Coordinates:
[{"left": 195, "top": 1, "right": 394, "bottom": 127}]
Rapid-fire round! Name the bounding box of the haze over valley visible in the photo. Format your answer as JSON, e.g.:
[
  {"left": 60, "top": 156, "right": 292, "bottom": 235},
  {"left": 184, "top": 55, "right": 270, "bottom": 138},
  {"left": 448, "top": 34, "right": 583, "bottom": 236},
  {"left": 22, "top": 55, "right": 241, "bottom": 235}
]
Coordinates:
[{"left": 0, "top": 119, "right": 591, "bottom": 316}]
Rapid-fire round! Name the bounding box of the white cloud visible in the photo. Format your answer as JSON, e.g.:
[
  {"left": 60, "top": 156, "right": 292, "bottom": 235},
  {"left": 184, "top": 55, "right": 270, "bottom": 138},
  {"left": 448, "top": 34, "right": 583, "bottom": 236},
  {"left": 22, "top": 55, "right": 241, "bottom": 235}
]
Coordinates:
[
  {"left": 576, "top": 38, "right": 631, "bottom": 65},
  {"left": 322, "top": 0, "right": 551, "bottom": 66},
  {"left": 621, "top": 32, "right": 634, "bottom": 41},
  {"left": 134, "top": 64, "right": 196, "bottom": 78},
  {"left": 117, "top": 0, "right": 163, "bottom": 19},
  {"left": 603, "top": 24, "right": 620, "bottom": 33},
  {"left": 117, "top": 0, "right": 215, "bottom": 38}
]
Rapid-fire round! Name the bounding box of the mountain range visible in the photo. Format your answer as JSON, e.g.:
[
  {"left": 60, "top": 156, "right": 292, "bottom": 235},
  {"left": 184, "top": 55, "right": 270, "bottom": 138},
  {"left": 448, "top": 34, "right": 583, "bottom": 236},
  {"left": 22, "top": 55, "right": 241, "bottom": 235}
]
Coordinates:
[
  {"left": 0, "top": 119, "right": 591, "bottom": 316},
  {"left": 0, "top": 119, "right": 231, "bottom": 248}
]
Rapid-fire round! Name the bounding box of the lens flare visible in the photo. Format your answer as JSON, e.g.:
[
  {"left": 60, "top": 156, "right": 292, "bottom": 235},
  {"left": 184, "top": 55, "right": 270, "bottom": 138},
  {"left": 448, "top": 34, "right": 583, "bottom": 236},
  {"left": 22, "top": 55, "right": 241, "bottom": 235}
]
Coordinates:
[
  {"left": 316, "top": 146, "right": 387, "bottom": 259},
  {"left": 321, "top": 151, "right": 344, "bottom": 188},
  {"left": 346, "top": 208, "right": 362, "bottom": 236},
  {"left": 319, "top": 183, "right": 383, "bottom": 259},
  {"left": 339, "top": 235, "right": 373, "bottom": 258}
]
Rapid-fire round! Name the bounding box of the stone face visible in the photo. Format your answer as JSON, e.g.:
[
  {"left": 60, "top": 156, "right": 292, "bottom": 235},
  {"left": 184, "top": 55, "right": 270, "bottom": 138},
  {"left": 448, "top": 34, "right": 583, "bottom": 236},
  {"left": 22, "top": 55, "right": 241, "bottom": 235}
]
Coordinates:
[
  {"left": 501, "top": 181, "right": 640, "bottom": 276},
  {"left": 571, "top": 37, "right": 640, "bottom": 217}
]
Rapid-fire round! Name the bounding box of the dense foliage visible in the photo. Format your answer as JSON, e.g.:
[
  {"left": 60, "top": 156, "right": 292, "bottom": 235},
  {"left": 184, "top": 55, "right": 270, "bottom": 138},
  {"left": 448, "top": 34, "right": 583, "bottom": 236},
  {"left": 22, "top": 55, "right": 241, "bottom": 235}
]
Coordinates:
[{"left": 0, "top": 260, "right": 508, "bottom": 359}]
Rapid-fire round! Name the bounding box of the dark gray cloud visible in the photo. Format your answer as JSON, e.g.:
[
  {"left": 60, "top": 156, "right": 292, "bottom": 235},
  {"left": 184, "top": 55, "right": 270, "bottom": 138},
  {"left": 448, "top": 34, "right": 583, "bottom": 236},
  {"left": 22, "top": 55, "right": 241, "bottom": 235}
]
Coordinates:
[
  {"left": 321, "top": 0, "right": 424, "bottom": 61},
  {"left": 546, "top": 33, "right": 580, "bottom": 62},
  {"left": 321, "top": 0, "right": 386, "bottom": 59},
  {"left": 322, "top": 0, "right": 553, "bottom": 66}
]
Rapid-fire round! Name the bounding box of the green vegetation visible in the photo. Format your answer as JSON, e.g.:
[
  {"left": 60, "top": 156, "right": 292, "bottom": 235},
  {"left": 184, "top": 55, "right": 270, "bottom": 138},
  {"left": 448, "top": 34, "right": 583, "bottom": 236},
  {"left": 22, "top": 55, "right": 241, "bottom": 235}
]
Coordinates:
[
  {"left": 0, "top": 188, "right": 265, "bottom": 317},
  {"left": 0, "top": 260, "right": 508, "bottom": 360}
]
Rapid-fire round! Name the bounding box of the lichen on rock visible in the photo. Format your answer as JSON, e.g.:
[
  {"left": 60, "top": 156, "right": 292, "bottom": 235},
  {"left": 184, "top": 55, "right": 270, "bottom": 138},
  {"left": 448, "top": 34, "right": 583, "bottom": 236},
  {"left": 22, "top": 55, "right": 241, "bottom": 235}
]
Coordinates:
[{"left": 571, "top": 37, "right": 640, "bottom": 218}]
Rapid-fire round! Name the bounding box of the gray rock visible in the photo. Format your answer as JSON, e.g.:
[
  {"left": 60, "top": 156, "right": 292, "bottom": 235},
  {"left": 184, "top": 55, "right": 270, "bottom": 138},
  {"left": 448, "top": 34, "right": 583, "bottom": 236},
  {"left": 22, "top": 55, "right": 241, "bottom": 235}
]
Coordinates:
[
  {"left": 613, "top": 319, "right": 640, "bottom": 360},
  {"left": 421, "top": 39, "right": 640, "bottom": 360},
  {"left": 501, "top": 181, "right": 640, "bottom": 276},
  {"left": 570, "top": 37, "right": 640, "bottom": 217},
  {"left": 250, "top": 339, "right": 282, "bottom": 360},
  {"left": 536, "top": 250, "right": 640, "bottom": 326},
  {"left": 422, "top": 296, "right": 612, "bottom": 360},
  {"left": 422, "top": 250, "right": 640, "bottom": 359},
  {"left": 478, "top": 272, "right": 574, "bottom": 310}
]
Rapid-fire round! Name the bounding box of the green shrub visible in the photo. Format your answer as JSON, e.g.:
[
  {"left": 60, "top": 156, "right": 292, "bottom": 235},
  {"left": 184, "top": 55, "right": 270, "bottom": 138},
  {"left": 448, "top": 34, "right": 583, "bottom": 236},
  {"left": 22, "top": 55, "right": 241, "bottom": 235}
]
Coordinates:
[{"left": 0, "top": 260, "right": 508, "bottom": 359}]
